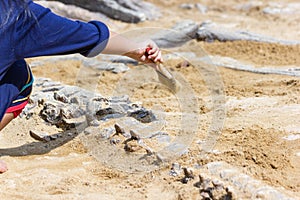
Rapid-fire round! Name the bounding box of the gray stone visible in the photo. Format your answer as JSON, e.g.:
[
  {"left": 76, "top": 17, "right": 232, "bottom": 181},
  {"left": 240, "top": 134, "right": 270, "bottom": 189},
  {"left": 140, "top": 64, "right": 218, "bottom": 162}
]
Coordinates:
[
  {"left": 62, "top": 115, "right": 87, "bottom": 130},
  {"left": 35, "top": 1, "right": 109, "bottom": 22},
  {"left": 57, "top": 0, "right": 160, "bottom": 23},
  {"left": 183, "top": 167, "right": 194, "bottom": 179},
  {"left": 84, "top": 126, "right": 99, "bottom": 135},
  {"left": 169, "top": 163, "right": 182, "bottom": 177},
  {"left": 179, "top": 3, "right": 194, "bottom": 10},
  {"left": 110, "top": 138, "right": 121, "bottom": 145},
  {"left": 31, "top": 78, "right": 160, "bottom": 139},
  {"left": 99, "top": 55, "right": 138, "bottom": 65},
  {"left": 109, "top": 95, "right": 130, "bottom": 103},
  {"left": 111, "top": 63, "right": 130, "bottom": 73},
  {"left": 150, "top": 132, "right": 171, "bottom": 144},
  {"left": 101, "top": 127, "right": 116, "bottom": 138},
  {"left": 234, "top": 2, "right": 263, "bottom": 12},
  {"left": 84, "top": 126, "right": 115, "bottom": 139},
  {"left": 200, "top": 192, "right": 210, "bottom": 199},
  {"left": 40, "top": 101, "right": 64, "bottom": 125},
  {"left": 113, "top": 117, "right": 166, "bottom": 140},
  {"left": 206, "top": 162, "right": 296, "bottom": 200},
  {"left": 29, "top": 130, "right": 51, "bottom": 142},
  {"left": 53, "top": 92, "right": 69, "bottom": 103},
  {"left": 195, "top": 3, "right": 207, "bottom": 14},
  {"left": 163, "top": 52, "right": 197, "bottom": 61},
  {"left": 179, "top": 3, "right": 207, "bottom": 14},
  {"left": 49, "top": 134, "right": 61, "bottom": 140},
  {"left": 83, "top": 59, "right": 130, "bottom": 73},
  {"left": 57, "top": 86, "right": 101, "bottom": 104},
  {"left": 207, "top": 55, "right": 300, "bottom": 77},
  {"left": 96, "top": 103, "right": 127, "bottom": 120},
  {"left": 152, "top": 20, "right": 200, "bottom": 48},
  {"left": 114, "top": 123, "right": 125, "bottom": 134},
  {"left": 196, "top": 22, "right": 300, "bottom": 45},
  {"left": 127, "top": 108, "right": 156, "bottom": 123},
  {"left": 262, "top": 3, "right": 300, "bottom": 15}
]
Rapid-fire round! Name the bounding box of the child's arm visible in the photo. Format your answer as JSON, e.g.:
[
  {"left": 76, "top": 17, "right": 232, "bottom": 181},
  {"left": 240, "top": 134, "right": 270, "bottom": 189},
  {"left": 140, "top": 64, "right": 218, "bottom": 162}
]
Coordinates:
[
  {"left": 15, "top": 2, "right": 162, "bottom": 64},
  {"left": 102, "top": 31, "right": 163, "bottom": 64}
]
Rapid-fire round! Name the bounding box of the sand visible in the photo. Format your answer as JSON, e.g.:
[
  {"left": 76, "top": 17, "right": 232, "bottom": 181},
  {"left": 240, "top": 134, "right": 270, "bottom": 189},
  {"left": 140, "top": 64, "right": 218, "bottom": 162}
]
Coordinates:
[{"left": 0, "top": 0, "right": 299, "bottom": 199}]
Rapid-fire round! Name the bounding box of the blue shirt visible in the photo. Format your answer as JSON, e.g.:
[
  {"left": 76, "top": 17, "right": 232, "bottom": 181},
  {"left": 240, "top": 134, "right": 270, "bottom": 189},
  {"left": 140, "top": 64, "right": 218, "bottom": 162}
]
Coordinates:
[{"left": 0, "top": 0, "right": 110, "bottom": 120}]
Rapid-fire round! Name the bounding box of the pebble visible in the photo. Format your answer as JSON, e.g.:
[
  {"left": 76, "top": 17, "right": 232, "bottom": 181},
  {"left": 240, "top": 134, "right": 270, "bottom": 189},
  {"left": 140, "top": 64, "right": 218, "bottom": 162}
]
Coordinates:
[
  {"left": 181, "top": 167, "right": 195, "bottom": 184},
  {"left": 282, "top": 134, "right": 300, "bottom": 141},
  {"left": 176, "top": 60, "right": 190, "bottom": 68},
  {"left": 179, "top": 3, "right": 194, "bottom": 10},
  {"left": 183, "top": 167, "right": 194, "bottom": 179},
  {"left": 61, "top": 0, "right": 160, "bottom": 23},
  {"left": 212, "top": 179, "right": 224, "bottom": 189},
  {"left": 49, "top": 134, "right": 60, "bottom": 140},
  {"left": 169, "top": 163, "right": 182, "bottom": 177},
  {"left": 206, "top": 161, "right": 295, "bottom": 200},
  {"left": 195, "top": 3, "right": 207, "bottom": 14},
  {"left": 84, "top": 126, "right": 98, "bottom": 135},
  {"left": 124, "top": 142, "right": 142, "bottom": 152},
  {"left": 152, "top": 20, "right": 200, "bottom": 48},
  {"left": 110, "top": 138, "right": 120, "bottom": 145},
  {"left": 129, "top": 130, "right": 140, "bottom": 140},
  {"left": 127, "top": 108, "right": 156, "bottom": 123},
  {"left": 200, "top": 192, "right": 211, "bottom": 199},
  {"left": 29, "top": 130, "right": 51, "bottom": 142},
  {"left": 114, "top": 123, "right": 125, "bottom": 134}
]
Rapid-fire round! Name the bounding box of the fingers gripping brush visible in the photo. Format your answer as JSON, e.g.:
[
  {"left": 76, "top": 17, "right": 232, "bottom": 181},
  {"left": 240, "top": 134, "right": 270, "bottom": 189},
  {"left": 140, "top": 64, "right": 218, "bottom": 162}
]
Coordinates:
[{"left": 146, "top": 48, "right": 181, "bottom": 93}]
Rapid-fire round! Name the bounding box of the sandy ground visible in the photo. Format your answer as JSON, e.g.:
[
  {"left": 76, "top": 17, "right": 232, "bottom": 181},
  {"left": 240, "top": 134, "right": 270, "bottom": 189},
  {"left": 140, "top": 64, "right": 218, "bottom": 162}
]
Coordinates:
[{"left": 0, "top": 0, "right": 300, "bottom": 199}]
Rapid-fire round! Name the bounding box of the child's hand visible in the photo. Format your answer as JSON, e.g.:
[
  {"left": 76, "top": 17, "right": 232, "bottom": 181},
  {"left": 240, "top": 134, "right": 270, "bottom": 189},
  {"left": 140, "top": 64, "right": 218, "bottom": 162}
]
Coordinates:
[{"left": 124, "top": 40, "right": 163, "bottom": 64}]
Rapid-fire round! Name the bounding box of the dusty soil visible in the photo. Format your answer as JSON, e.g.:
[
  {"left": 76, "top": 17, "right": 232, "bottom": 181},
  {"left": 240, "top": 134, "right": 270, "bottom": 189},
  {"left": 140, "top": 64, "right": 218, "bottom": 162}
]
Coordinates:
[{"left": 0, "top": 0, "right": 299, "bottom": 199}]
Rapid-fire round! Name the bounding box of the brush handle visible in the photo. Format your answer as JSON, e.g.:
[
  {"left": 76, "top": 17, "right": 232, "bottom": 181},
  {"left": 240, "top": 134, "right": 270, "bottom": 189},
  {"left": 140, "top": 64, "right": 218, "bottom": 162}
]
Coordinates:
[
  {"left": 146, "top": 48, "right": 181, "bottom": 92},
  {"left": 145, "top": 47, "right": 173, "bottom": 79}
]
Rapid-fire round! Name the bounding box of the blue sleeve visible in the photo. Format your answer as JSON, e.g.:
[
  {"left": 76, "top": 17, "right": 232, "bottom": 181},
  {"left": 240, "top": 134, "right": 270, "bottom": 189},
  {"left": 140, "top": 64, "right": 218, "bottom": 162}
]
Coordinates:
[{"left": 14, "top": 1, "right": 110, "bottom": 59}]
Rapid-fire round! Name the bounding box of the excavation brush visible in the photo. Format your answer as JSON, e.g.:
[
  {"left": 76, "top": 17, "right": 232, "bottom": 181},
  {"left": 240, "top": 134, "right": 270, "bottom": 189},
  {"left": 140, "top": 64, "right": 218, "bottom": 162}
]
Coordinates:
[{"left": 146, "top": 47, "right": 181, "bottom": 93}]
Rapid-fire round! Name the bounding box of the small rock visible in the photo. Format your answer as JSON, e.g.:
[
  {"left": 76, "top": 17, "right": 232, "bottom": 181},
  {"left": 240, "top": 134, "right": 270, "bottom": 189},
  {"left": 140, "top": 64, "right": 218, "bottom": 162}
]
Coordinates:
[
  {"left": 111, "top": 63, "right": 130, "bottom": 73},
  {"left": 110, "top": 138, "right": 121, "bottom": 145},
  {"left": 49, "top": 134, "right": 61, "bottom": 140},
  {"left": 67, "top": 133, "right": 73, "bottom": 137},
  {"left": 124, "top": 142, "right": 142, "bottom": 152},
  {"left": 84, "top": 126, "right": 99, "bottom": 135},
  {"left": 195, "top": 3, "right": 207, "bottom": 14},
  {"left": 176, "top": 60, "right": 190, "bottom": 68},
  {"left": 62, "top": 115, "right": 87, "bottom": 128},
  {"left": 115, "top": 123, "right": 125, "bottom": 134},
  {"left": 152, "top": 20, "right": 200, "bottom": 48},
  {"left": 127, "top": 108, "right": 156, "bottom": 123},
  {"left": 212, "top": 179, "right": 224, "bottom": 189},
  {"left": 89, "top": 119, "right": 101, "bottom": 127},
  {"left": 100, "top": 127, "right": 116, "bottom": 139},
  {"left": 129, "top": 130, "right": 140, "bottom": 140},
  {"left": 29, "top": 130, "right": 51, "bottom": 142},
  {"left": 183, "top": 167, "right": 194, "bottom": 179},
  {"left": 200, "top": 192, "right": 211, "bottom": 199},
  {"left": 181, "top": 167, "right": 195, "bottom": 184},
  {"left": 96, "top": 104, "right": 126, "bottom": 120},
  {"left": 194, "top": 175, "right": 205, "bottom": 188},
  {"left": 181, "top": 177, "right": 190, "bottom": 184},
  {"left": 169, "top": 163, "right": 182, "bottom": 177},
  {"left": 109, "top": 95, "right": 130, "bottom": 103},
  {"left": 54, "top": 92, "right": 69, "bottom": 103},
  {"left": 179, "top": 3, "right": 194, "bottom": 10},
  {"left": 58, "top": 0, "right": 160, "bottom": 23}
]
